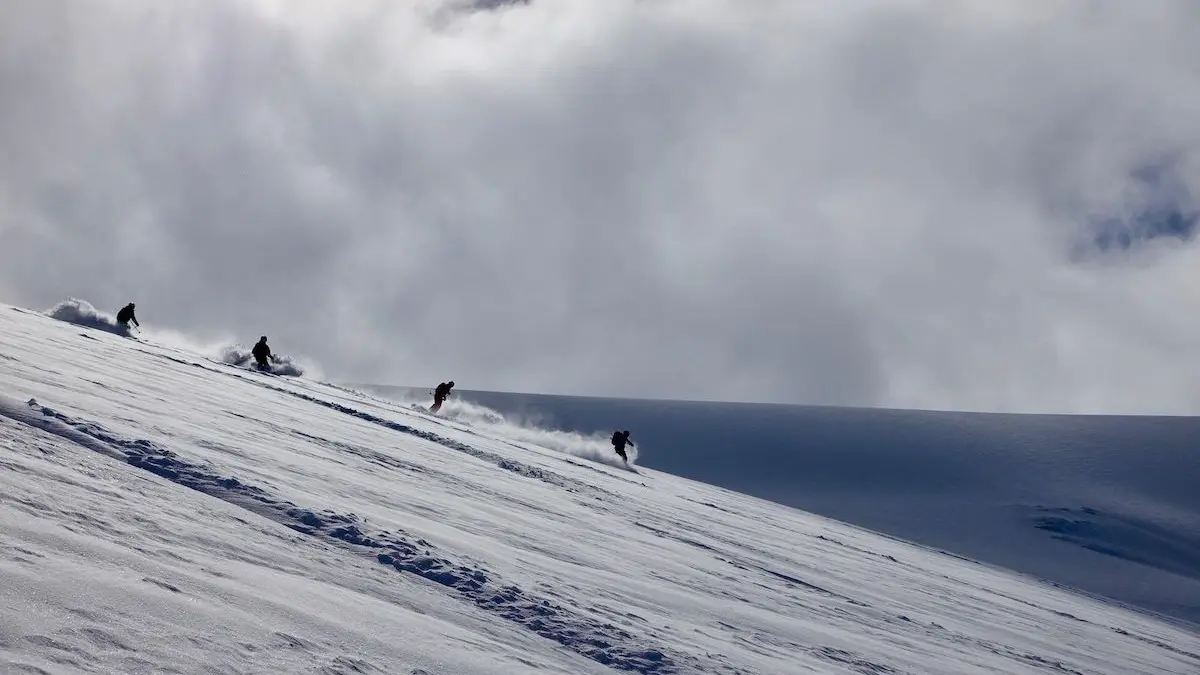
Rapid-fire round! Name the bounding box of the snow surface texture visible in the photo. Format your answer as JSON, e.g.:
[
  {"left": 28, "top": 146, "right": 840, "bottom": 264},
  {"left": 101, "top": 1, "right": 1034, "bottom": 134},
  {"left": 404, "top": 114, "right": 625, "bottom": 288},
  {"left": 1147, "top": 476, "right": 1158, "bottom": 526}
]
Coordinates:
[
  {"left": 2, "top": 304, "right": 1198, "bottom": 674},
  {"left": 400, "top": 388, "right": 1200, "bottom": 628}
]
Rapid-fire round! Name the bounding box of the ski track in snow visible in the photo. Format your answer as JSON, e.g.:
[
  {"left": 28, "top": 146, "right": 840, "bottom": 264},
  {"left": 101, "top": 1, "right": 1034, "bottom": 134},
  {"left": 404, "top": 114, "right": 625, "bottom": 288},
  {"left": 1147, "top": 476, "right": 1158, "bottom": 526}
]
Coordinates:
[
  {"left": 0, "top": 304, "right": 1199, "bottom": 674},
  {"left": 150, "top": 348, "right": 633, "bottom": 495},
  {"left": 1, "top": 396, "right": 678, "bottom": 674}
]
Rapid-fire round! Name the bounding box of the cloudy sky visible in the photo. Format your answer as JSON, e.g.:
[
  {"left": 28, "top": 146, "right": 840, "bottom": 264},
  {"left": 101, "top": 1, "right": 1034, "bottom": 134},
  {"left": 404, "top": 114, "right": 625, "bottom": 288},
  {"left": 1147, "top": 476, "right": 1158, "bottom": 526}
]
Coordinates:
[{"left": 3, "top": 0, "right": 1200, "bottom": 413}]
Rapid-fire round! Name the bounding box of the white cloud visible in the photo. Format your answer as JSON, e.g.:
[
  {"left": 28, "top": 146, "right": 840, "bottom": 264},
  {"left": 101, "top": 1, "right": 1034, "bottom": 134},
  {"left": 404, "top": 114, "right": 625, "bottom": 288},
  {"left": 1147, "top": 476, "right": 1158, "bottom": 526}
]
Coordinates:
[{"left": 4, "top": 0, "right": 1200, "bottom": 412}]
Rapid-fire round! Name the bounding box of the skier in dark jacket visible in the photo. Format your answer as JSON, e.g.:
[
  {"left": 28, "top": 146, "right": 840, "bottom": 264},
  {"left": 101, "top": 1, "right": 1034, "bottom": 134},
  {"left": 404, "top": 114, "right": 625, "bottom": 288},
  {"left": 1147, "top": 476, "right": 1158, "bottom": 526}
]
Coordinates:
[
  {"left": 115, "top": 303, "right": 139, "bottom": 329},
  {"left": 251, "top": 336, "right": 274, "bottom": 370},
  {"left": 430, "top": 381, "right": 455, "bottom": 413},
  {"left": 611, "top": 430, "right": 634, "bottom": 463}
]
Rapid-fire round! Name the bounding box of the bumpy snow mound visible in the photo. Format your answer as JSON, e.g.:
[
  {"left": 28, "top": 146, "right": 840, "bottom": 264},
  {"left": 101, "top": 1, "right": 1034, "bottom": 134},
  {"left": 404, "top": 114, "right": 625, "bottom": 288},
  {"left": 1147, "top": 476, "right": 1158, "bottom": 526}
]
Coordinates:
[
  {"left": 44, "top": 298, "right": 134, "bottom": 337},
  {"left": 219, "top": 345, "right": 306, "bottom": 377}
]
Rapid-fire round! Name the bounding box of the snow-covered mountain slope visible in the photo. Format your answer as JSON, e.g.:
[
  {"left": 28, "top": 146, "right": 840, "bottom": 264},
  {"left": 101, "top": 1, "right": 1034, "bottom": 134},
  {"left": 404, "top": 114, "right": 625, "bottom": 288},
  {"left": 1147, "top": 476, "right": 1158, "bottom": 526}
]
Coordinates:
[
  {"left": 2, "top": 304, "right": 1198, "bottom": 674},
  {"left": 397, "top": 389, "right": 1200, "bottom": 627}
]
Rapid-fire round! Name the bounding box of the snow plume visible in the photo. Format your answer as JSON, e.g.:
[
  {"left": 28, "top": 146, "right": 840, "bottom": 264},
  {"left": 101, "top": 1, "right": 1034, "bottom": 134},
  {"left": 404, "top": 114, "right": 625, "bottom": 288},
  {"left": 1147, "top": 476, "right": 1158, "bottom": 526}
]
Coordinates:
[
  {"left": 400, "top": 394, "right": 637, "bottom": 469},
  {"left": 44, "top": 297, "right": 313, "bottom": 377},
  {"left": 44, "top": 298, "right": 135, "bottom": 337},
  {"left": 143, "top": 331, "right": 317, "bottom": 378},
  {"left": 219, "top": 345, "right": 309, "bottom": 377}
]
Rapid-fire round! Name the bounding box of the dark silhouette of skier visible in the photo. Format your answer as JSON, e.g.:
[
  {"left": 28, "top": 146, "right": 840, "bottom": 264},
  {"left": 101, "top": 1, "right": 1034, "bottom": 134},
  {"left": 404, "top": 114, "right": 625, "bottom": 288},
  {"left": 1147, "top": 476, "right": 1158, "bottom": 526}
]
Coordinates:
[
  {"left": 115, "top": 303, "right": 139, "bottom": 330},
  {"left": 611, "top": 430, "right": 635, "bottom": 463},
  {"left": 252, "top": 336, "right": 274, "bottom": 371},
  {"left": 430, "top": 381, "right": 455, "bottom": 413}
]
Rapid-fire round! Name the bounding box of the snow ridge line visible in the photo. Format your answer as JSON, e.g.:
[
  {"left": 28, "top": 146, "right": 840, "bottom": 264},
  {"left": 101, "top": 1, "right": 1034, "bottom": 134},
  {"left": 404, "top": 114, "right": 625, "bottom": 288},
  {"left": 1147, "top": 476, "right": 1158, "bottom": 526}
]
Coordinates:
[{"left": 0, "top": 396, "right": 680, "bottom": 674}]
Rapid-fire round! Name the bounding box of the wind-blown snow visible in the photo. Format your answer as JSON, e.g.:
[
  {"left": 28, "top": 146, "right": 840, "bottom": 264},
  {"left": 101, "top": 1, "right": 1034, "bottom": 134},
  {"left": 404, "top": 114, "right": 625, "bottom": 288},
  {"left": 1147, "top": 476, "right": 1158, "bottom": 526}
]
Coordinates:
[
  {"left": 371, "top": 389, "right": 639, "bottom": 469},
  {"left": 218, "top": 344, "right": 307, "bottom": 377},
  {"left": 43, "top": 297, "right": 311, "bottom": 378},
  {"left": 44, "top": 298, "right": 135, "bottom": 338},
  {"left": 1, "top": 303, "right": 1198, "bottom": 674}
]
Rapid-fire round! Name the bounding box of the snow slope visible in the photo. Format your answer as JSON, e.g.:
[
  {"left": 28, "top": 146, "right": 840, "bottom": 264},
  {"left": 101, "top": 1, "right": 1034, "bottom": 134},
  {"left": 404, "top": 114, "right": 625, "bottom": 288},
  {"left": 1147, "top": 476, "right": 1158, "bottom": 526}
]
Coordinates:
[
  {"left": 392, "top": 388, "right": 1200, "bottom": 627},
  {"left": 2, "top": 304, "right": 1198, "bottom": 674}
]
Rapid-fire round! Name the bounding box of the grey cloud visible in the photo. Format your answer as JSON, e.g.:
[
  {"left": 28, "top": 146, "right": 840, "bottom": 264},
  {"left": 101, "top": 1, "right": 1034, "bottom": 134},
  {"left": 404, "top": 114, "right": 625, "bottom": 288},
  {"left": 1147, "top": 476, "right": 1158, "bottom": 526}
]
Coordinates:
[{"left": 4, "top": 1, "right": 1200, "bottom": 412}]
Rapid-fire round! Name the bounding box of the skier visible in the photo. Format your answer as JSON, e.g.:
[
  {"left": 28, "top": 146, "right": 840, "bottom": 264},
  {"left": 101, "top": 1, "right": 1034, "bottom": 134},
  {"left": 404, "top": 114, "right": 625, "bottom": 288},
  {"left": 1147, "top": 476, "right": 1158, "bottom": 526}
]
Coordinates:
[
  {"left": 115, "top": 303, "right": 139, "bottom": 330},
  {"left": 611, "top": 430, "right": 635, "bottom": 463},
  {"left": 251, "top": 336, "right": 274, "bottom": 371},
  {"left": 429, "top": 381, "right": 455, "bottom": 413}
]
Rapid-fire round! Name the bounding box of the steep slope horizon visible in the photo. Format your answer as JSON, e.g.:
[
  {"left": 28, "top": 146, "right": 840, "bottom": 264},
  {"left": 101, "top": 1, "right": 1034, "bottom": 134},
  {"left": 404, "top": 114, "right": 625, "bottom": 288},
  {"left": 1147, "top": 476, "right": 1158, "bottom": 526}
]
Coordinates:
[
  {"left": 362, "top": 386, "right": 1200, "bottom": 627},
  {"left": 2, "top": 301, "right": 1199, "bottom": 674}
]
